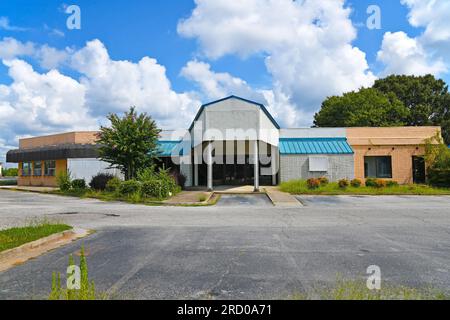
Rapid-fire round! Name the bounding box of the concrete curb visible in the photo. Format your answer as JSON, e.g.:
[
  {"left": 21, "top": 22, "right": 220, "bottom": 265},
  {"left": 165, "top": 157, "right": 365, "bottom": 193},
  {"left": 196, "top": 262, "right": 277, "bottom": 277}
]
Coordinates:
[{"left": 0, "top": 228, "right": 90, "bottom": 272}]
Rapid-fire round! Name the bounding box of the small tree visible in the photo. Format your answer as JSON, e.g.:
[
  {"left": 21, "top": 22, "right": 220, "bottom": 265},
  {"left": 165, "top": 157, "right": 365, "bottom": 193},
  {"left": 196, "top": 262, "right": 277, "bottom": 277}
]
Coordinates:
[{"left": 97, "top": 107, "right": 161, "bottom": 180}]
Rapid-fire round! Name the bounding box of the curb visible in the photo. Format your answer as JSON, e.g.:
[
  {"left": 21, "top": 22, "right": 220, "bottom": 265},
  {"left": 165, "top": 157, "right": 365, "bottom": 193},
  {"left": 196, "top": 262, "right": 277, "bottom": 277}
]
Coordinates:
[{"left": 0, "top": 228, "right": 90, "bottom": 272}]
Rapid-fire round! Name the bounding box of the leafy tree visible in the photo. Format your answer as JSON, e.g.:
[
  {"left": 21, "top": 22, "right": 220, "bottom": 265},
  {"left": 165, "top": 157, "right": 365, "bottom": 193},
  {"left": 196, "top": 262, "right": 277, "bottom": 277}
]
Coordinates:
[
  {"left": 313, "top": 88, "right": 409, "bottom": 127},
  {"left": 97, "top": 107, "right": 161, "bottom": 180}
]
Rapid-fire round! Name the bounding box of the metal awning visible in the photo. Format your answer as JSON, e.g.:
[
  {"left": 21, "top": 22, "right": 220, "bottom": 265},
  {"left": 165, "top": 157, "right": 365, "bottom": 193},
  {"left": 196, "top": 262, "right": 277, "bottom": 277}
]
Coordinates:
[
  {"left": 6, "top": 144, "right": 100, "bottom": 163},
  {"left": 279, "top": 138, "right": 353, "bottom": 155},
  {"left": 157, "top": 141, "right": 182, "bottom": 157}
]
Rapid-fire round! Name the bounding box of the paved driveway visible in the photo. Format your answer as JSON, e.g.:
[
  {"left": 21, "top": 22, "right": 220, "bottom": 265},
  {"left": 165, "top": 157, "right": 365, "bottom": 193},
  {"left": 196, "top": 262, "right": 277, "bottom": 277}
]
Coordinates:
[{"left": 0, "top": 190, "right": 450, "bottom": 299}]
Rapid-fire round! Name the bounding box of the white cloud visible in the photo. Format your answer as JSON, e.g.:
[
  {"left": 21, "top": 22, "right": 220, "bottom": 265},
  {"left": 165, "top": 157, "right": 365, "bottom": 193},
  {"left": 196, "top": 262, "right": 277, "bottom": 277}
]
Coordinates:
[
  {"left": 0, "top": 37, "right": 35, "bottom": 60},
  {"left": 378, "top": 1, "right": 450, "bottom": 76},
  {"left": 0, "top": 17, "right": 26, "bottom": 32},
  {"left": 180, "top": 60, "right": 265, "bottom": 102},
  {"left": 377, "top": 31, "right": 447, "bottom": 76},
  {"left": 178, "top": 0, "right": 376, "bottom": 121},
  {"left": 0, "top": 39, "right": 201, "bottom": 162}
]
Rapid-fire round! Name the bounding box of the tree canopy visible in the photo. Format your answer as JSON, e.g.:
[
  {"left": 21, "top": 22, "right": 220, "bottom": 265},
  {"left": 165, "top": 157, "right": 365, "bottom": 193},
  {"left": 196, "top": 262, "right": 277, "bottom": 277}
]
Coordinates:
[
  {"left": 314, "top": 74, "right": 450, "bottom": 143},
  {"left": 97, "top": 107, "right": 161, "bottom": 180}
]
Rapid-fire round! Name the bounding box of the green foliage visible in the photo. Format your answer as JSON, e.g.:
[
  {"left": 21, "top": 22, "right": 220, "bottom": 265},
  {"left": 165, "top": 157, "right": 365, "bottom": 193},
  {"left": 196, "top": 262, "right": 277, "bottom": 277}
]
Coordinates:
[
  {"left": 105, "top": 177, "right": 122, "bottom": 193},
  {"left": 136, "top": 166, "right": 157, "bottom": 182},
  {"left": 56, "top": 171, "right": 72, "bottom": 191},
  {"left": 118, "top": 179, "right": 141, "bottom": 196},
  {"left": 140, "top": 168, "right": 179, "bottom": 199},
  {"left": 365, "top": 178, "right": 377, "bottom": 187},
  {"left": 350, "top": 179, "right": 362, "bottom": 188},
  {"left": 306, "top": 178, "right": 321, "bottom": 189},
  {"left": 49, "top": 245, "right": 100, "bottom": 300},
  {"left": 338, "top": 179, "right": 350, "bottom": 189},
  {"left": 318, "top": 176, "right": 329, "bottom": 186},
  {"left": 424, "top": 133, "right": 450, "bottom": 187},
  {"left": 314, "top": 74, "right": 450, "bottom": 145},
  {"left": 314, "top": 88, "right": 409, "bottom": 127},
  {"left": 89, "top": 173, "right": 115, "bottom": 191},
  {"left": 373, "top": 74, "right": 450, "bottom": 144},
  {"left": 386, "top": 180, "right": 399, "bottom": 187},
  {"left": 1, "top": 167, "right": 18, "bottom": 177},
  {"left": 97, "top": 107, "right": 161, "bottom": 180},
  {"left": 279, "top": 179, "right": 450, "bottom": 195},
  {"left": 71, "top": 179, "right": 87, "bottom": 190}
]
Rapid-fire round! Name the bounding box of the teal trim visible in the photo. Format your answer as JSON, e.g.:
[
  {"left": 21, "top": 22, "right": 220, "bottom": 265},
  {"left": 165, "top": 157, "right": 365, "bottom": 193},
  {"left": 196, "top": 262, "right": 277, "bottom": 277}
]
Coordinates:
[
  {"left": 157, "top": 140, "right": 181, "bottom": 157},
  {"left": 279, "top": 137, "right": 354, "bottom": 155}
]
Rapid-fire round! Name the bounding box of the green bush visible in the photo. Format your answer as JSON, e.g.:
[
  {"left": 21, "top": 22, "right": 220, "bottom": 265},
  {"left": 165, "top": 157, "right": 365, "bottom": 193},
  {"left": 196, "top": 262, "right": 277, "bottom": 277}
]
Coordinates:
[
  {"left": 141, "top": 179, "right": 166, "bottom": 199},
  {"left": 71, "top": 179, "right": 87, "bottom": 190},
  {"left": 118, "top": 180, "right": 141, "bottom": 196},
  {"left": 386, "top": 180, "right": 399, "bottom": 187},
  {"left": 56, "top": 171, "right": 72, "bottom": 191},
  {"left": 374, "top": 179, "right": 387, "bottom": 188},
  {"left": 2, "top": 167, "right": 18, "bottom": 177},
  {"left": 318, "top": 176, "right": 329, "bottom": 186},
  {"left": 365, "top": 178, "right": 377, "bottom": 187},
  {"left": 105, "top": 177, "right": 122, "bottom": 192},
  {"left": 338, "top": 179, "right": 349, "bottom": 189},
  {"left": 350, "top": 179, "right": 362, "bottom": 188},
  {"left": 427, "top": 168, "right": 450, "bottom": 188},
  {"left": 306, "top": 178, "right": 321, "bottom": 189},
  {"left": 89, "top": 173, "right": 115, "bottom": 191}
]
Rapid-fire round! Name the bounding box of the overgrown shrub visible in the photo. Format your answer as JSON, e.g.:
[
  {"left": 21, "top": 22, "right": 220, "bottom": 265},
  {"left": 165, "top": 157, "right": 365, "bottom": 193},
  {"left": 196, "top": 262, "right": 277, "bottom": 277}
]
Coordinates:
[
  {"left": 71, "top": 179, "right": 87, "bottom": 190},
  {"left": 338, "top": 179, "right": 349, "bottom": 189},
  {"left": 306, "top": 178, "right": 321, "bottom": 189},
  {"left": 136, "top": 166, "right": 156, "bottom": 182},
  {"left": 170, "top": 170, "right": 187, "bottom": 189},
  {"left": 427, "top": 168, "right": 450, "bottom": 188},
  {"left": 365, "top": 178, "right": 377, "bottom": 187},
  {"left": 89, "top": 173, "right": 115, "bottom": 191},
  {"left": 374, "top": 179, "right": 387, "bottom": 188},
  {"left": 386, "top": 180, "right": 399, "bottom": 187},
  {"left": 56, "top": 171, "right": 72, "bottom": 191},
  {"left": 141, "top": 179, "right": 168, "bottom": 199},
  {"left": 350, "top": 179, "right": 362, "bottom": 188},
  {"left": 118, "top": 179, "right": 141, "bottom": 196},
  {"left": 105, "top": 177, "right": 122, "bottom": 193},
  {"left": 318, "top": 176, "right": 329, "bottom": 186}
]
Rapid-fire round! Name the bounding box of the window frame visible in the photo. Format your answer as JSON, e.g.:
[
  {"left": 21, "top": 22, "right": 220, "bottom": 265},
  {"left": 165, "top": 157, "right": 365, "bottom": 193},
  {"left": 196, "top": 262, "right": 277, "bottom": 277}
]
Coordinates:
[
  {"left": 22, "top": 162, "right": 32, "bottom": 176},
  {"left": 33, "top": 161, "right": 42, "bottom": 176},
  {"left": 44, "top": 160, "right": 56, "bottom": 177},
  {"left": 364, "top": 156, "right": 392, "bottom": 179}
]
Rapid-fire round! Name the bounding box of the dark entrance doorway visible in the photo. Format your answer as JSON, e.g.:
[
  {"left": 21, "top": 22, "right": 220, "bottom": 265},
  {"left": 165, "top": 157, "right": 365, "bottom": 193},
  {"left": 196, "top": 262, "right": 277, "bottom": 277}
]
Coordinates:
[{"left": 412, "top": 156, "right": 426, "bottom": 184}]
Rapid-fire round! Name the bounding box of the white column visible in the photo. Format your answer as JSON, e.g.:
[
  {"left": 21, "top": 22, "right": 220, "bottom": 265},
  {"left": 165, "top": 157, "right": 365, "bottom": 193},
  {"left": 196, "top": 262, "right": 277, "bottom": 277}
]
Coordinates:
[
  {"left": 194, "top": 146, "right": 199, "bottom": 186},
  {"left": 254, "top": 140, "right": 259, "bottom": 192},
  {"left": 207, "top": 141, "right": 213, "bottom": 191},
  {"left": 271, "top": 144, "right": 277, "bottom": 186}
]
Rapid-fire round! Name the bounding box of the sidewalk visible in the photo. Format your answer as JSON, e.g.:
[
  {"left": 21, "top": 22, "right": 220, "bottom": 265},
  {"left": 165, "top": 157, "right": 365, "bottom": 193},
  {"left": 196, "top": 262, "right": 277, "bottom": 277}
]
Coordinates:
[
  {"left": 0, "top": 185, "right": 57, "bottom": 192},
  {"left": 264, "top": 186, "right": 303, "bottom": 207}
]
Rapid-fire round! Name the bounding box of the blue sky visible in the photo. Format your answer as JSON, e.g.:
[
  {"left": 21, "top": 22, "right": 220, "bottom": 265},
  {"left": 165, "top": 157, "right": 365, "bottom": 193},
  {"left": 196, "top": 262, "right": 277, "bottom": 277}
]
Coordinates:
[{"left": 0, "top": 0, "right": 449, "bottom": 162}]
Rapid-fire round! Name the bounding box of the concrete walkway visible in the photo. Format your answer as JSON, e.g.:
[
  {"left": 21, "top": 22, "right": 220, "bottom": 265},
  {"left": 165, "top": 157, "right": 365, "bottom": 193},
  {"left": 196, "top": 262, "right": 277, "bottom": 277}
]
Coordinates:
[
  {"left": 0, "top": 185, "right": 57, "bottom": 192},
  {"left": 163, "top": 190, "right": 212, "bottom": 205},
  {"left": 264, "top": 186, "right": 303, "bottom": 207}
]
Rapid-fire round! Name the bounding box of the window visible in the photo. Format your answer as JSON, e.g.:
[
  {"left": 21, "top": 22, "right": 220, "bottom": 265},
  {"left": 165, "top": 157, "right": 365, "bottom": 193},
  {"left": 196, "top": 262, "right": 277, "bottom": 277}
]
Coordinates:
[
  {"left": 22, "top": 162, "right": 32, "bottom": 176},
  {"left": 364, "top": 156, "right": 392, "bottom": 178},
  {"left": 309, "top": 156, "right": 329, "bottom": 172},
  {"left": 44, "top": 160, "right": 56, "bottom": 176},
  {"left": 33, "top": 161, "right": 42, "bottom": 176}
]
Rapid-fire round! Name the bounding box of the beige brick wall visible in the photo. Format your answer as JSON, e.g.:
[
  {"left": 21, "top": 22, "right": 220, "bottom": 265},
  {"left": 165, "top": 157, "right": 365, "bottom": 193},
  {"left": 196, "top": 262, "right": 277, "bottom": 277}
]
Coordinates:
[
  {"left": 352, "top": 145, "right": 425, "bottom": 184},
  {"left": 19, "top": 131, "right": 99, "bottom": 149}
]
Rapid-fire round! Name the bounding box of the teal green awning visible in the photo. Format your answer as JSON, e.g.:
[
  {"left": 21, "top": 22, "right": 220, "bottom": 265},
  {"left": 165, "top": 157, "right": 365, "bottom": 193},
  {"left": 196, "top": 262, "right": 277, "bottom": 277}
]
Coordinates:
[
  {"left": 279, "top": 138, "right": 353, "bottom": 155},
  {"left": 157, "top": 141, "right": 181, "bottom": 157}
]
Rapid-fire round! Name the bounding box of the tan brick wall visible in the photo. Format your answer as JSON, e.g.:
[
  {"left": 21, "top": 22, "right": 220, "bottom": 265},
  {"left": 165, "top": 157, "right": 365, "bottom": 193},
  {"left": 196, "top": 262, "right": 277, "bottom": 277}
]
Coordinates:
[
  {"left": 18, "top": 159, "right": 67, "bottom": 187},
  {"left": 352, "top": 145, "right": 424, "bottom": 184},
  {"left": 19, "top": 131, "right": 99, "bottom": 149}
]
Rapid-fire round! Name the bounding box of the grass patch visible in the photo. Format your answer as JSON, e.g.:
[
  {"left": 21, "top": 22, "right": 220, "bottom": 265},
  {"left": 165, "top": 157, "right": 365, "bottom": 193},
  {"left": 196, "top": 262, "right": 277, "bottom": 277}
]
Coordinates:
[
  {"left": 0, "top": 220, "right": 72, "bottom": 252},
  {"left": 280, "top": 180, "right": 450, "bottom": 195},
  {"left": 290, "top": 278, "right": 449, "bottom": 300}
]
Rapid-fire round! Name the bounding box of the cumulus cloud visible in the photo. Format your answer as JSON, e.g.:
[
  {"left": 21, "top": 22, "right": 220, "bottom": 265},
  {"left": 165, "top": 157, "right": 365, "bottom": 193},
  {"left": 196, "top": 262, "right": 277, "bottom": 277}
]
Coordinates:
[
  {"left": 378, "top": 1, "right": 450, "bottom": 76},
  {"left": 0, "top": 17, "right": 26, "bottom": 32},
  {"left": 178, "top": 0, "right": 376, "bottom": 123},
  {"left": 377, "top": 31, "right": 447, "bottom": 76},
  {"left": 0, "top": 37, "right": 35, "bottom": 60},
  {"left": 180, "top": 60, "right": 265, "bottom": 103},
  {"left": 0, "top": 39, "right": 201, "bottom": 162}
]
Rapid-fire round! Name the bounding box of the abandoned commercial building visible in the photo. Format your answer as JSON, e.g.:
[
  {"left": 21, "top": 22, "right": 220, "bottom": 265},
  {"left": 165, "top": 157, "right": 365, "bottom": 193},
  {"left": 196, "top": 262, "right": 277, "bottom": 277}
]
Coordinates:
[{"left": 6, "top": 96, "right": 441, "bottom": 189}]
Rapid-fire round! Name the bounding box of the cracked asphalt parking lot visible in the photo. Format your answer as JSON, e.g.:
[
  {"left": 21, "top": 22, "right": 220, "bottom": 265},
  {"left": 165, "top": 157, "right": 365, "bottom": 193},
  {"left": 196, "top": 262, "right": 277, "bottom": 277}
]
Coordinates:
[{"left": 0, "top": 190, "right": 450, "bottom": 299}]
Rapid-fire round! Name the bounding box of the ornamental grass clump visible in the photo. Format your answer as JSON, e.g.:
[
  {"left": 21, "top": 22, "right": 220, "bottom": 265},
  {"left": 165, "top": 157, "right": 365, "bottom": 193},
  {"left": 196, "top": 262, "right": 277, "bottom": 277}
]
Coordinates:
[{"left": 306, "top": 178, "right": 321, "bottom": 189}]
